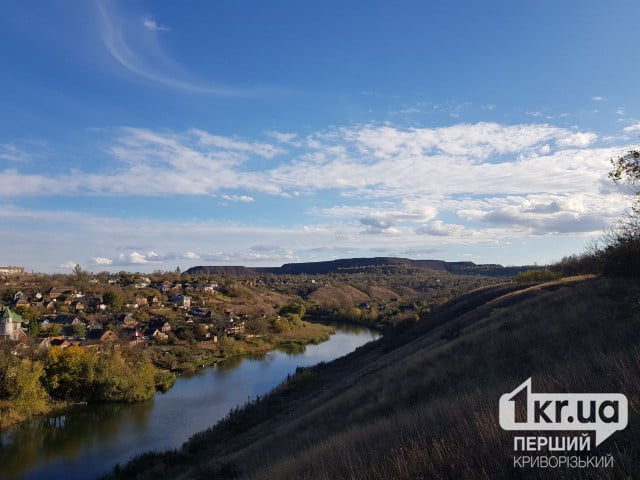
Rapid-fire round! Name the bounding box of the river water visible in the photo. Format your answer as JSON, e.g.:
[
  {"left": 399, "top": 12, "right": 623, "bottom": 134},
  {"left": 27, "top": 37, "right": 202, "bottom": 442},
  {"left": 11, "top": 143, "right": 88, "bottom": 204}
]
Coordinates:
[{"left": 0, "top": 325, "right": 379, "bottom": 480}]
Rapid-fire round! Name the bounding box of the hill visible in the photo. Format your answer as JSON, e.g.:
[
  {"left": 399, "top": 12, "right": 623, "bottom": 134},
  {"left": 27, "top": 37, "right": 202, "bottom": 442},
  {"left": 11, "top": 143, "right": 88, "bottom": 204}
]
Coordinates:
[
  {"left": 184, "top": 257, "right": 531, "bottom": 277},
  {"left": 105, "top": 275, "right": 640, "bottom": 479}
]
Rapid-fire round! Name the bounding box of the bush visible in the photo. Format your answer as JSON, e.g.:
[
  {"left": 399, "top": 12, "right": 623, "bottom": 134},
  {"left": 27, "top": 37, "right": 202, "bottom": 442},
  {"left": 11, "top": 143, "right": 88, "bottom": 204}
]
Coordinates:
[
  {"left": 272, "top": 317, "right": 291, "bottom": 333},
  {"left": 601, "top": 237, "right": 640, "bottom": 277},
  {"left": 515, "top": 269, "right": 562, "bottom": 282}
]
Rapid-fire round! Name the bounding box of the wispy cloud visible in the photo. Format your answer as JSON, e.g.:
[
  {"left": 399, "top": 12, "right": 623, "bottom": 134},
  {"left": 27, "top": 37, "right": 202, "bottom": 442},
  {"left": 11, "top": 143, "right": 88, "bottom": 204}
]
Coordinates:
[
  {"left": 95, "top": 0, "right": 254, "bottom": 96},
  {"left": 0, "top": 144, "right": 31, "bottom": 163}
]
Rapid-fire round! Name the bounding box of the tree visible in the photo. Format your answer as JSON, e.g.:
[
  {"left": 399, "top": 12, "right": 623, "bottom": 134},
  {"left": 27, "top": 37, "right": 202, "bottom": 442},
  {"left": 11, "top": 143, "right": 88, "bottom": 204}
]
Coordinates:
[
  {"left": 610, "top": 148, "right": 640, "bottom": 237},
  {"left": 0, "top": 356, "right": 50, "bottom": 422},
  {"left": 103, "top": 290, "right": 124, "bottom": 312},
  {"left": 602, "top": 149, "right": 640, "bottom": 276},
  {"left": 66, "top": 323, "right": 86, "bottom": 339},
  {"left": 610, "top": 148, "right": 640, "bottom": 189},
  {"left": 72, "top": 264, "right": 90, "bottom": 291},
  {"left": 43, "top": 345, "right": 97, "bottom": 401}
]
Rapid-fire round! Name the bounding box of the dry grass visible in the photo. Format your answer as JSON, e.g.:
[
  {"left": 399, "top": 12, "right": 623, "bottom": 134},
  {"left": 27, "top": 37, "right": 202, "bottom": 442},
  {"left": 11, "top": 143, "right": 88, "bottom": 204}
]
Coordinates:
[
  {"left": 307, "top": 285, "right": 372, "bottom": 306},
  {"left": 106, "top": 276, "right": 640, "bottom": 480}
]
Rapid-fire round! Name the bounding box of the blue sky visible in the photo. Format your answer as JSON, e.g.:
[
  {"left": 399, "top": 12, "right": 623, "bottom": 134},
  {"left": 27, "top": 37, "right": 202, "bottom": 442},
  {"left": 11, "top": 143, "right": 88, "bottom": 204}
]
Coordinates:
[{"left": 1, "top": 0, "right": 640, "bottom": 273}]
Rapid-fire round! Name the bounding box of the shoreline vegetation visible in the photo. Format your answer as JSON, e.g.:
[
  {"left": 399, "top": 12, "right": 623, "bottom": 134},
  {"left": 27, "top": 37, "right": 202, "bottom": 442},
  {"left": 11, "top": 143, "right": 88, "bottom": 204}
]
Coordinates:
[{"left": 0, "top": 320, "right": 336, "bottom": 431}]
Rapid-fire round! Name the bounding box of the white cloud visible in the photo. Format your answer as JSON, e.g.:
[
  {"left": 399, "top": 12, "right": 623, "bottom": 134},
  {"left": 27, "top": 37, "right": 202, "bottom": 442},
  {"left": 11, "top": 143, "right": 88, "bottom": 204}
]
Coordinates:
[
  {"left": 0, "top": 123, "right": 623, "bottom": 208},
  {"left": 193, "top": 130, "right": 283, "bottom": 158},
  {"left": 592, "top": 96, "right": 606, "bottom": 102},
  {"left": 143, "top": 17, "right": 170, "bottom": 32},
  {"left": 266, "top": 131, "right": 299, "bottom": 144},
  {"left": 93, "top": 257, "right": 113, "bottom": 266},
  {"left": 58, "top": 261, "right": 78, "bottom": 270},
  {"left": 109, "top": 251, "right": 157, "bottom": 265},
  {"left": 0, "top": 120, "right": 635, "bottom": 272},
  {"left": 417, "top": 221, "right": 472, "bottom": 237},
  {"left": 623, "top": 123, "right": 640, "bottom": 133},
  {"left": 359, "top": 216, "right": 403, "bottom": 235},
  {"left": 457, "top": 193, "right": 618, "bottom": 235},
  {"left": 555, "top": 131, "right": 598, "bottom": 148},
  {"left": 222, "top": 194, "right": 254, "bottom": 202}
]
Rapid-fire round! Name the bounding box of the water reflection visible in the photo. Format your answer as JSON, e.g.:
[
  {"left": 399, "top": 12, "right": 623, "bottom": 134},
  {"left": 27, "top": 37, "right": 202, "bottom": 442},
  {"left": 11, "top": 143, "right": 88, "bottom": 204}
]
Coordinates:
[
  {"left": 0, "top": 326, "right": 379, "bottom": 480},
  {"left": 0, "top": 402, "right": 153, "bottom": 480}
]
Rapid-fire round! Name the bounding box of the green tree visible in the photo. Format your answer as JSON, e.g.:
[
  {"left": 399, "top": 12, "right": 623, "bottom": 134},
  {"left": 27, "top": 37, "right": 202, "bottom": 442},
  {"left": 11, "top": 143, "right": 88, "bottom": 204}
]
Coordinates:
[
  {"left": 103, "top": 290, "right": 124, "bottom": 312},
  {"left": 92, "top": 348, "right": 156, "bottom": 402},
  {"left": 279, "top": 301, "right": 306, "bottom": 318},
  {"left": 45, "top": 323, "right": 63, "bottom": 336},
  {"left": 66, "top": 323, "right": 87, "bottom": 338},
  {"left": 0, "top": 356, "right": 50, "bottom": 425},
  {"left": 43, "top": 345, "right": 97, "bottom": 401}
]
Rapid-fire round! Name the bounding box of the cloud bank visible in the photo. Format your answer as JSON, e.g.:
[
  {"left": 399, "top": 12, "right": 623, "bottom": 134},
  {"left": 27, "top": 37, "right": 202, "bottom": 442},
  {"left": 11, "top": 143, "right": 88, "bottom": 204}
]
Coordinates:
[{"left": 1, "top": 120, "right": 634, "bottom": 271}]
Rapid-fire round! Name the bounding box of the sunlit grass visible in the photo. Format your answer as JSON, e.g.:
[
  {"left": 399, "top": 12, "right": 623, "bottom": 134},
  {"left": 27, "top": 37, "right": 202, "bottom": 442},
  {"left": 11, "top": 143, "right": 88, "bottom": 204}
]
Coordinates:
[{"left": 105, "top": 276, "right": 640, "bottom": 480}]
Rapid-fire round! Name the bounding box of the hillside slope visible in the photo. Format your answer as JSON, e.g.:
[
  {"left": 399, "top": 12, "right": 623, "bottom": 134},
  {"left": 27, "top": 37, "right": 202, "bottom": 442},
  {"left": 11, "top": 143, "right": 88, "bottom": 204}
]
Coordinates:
[{"left": 108, "top": 276, "right": 640, "bottom": 480}]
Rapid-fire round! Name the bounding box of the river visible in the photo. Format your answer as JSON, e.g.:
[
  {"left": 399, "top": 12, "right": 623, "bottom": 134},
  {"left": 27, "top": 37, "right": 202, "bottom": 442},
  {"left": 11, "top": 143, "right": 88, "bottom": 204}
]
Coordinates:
[{"left": 0, "top": 325, "right": 379, "bottom": 480}]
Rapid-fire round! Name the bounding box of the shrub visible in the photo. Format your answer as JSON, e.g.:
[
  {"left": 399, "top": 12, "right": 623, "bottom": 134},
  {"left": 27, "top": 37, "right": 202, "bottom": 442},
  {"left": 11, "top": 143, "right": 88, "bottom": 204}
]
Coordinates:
[
  {"left": 272, "top": 317, "right": 291, "bottom": 333},
  {"left": 515, "top": 268, "right": 562, "bottom": 282}
]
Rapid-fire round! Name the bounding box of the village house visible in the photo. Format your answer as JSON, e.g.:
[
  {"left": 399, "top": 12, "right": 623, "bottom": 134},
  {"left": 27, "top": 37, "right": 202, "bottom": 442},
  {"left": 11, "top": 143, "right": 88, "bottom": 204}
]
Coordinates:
[
  {"left": 48, "top": 286, "right": 75, "bottom": 300},
  {"left": 147, "top": 295, "right": 162, "bottom": 307},
  {"left": 170, "top": 294, "right": 191, "bottom": 309},
  {"left": 15, "top": 296, "right": 31, "bottom": 309},
  {"left": 223, "top": 318, "right": 245, "bottom": 336},
  {"left": 0, "top": 266, "right": 24, "bottom": 276},
  {"left": 123, "top": 328, "right": 145, "bottom": 346},
  {"left": 135, "top": 296, "right": 149, "bottom": 307},
  {"left": 202, "top": 281, "right": 219, "bottom": 293},
  {"left": 100, "top": 330, "right": 119, "bottom": 342},
  {"left": 83, "top": 328, "right": 119, "bottom": 346},
  {"left": 71, "top": 300, "right": 85, "bottom": 313},
  {"left": 148, "top": 318, "right": 172, "bottom": 333},
  {"left": 144, "top": 327, "right": 168, "bottom": 341},
  {"left": 53, "top": 314, "right": 85, "bottom": 327},
  {"left": 0, "top": 305, "right": 27, "bottom": 341},
  {"left": 84, "top": 294, "right": 106, "bottom": 311},
  {"left": 117, "top": 313, "right": 138, "bottom": 328},
  {"left": 133, "top": 277, "right": 151, "bottom": 289},
  {"left": 37, "top": 336, "right": 68, "bottom": 349}
]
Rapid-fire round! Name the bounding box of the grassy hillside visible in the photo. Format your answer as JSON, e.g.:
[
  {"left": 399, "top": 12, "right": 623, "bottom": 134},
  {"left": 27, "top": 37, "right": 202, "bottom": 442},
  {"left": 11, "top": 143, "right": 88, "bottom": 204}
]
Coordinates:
[{"left": 106, "top": 276, "right": 640, "bottom": 480}]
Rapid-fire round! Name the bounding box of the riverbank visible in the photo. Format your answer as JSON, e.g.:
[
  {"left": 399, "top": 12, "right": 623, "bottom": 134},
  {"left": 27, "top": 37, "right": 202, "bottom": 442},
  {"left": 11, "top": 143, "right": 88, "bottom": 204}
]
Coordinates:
[
  {"left": 1, "top": 325, "right": 378, "bottom": 480},
  {"left": 148, "top": 320, "right": 335, "bottom": 374},
  {"left": 0, "top": 320, "right": 335, "bottom": 432}
]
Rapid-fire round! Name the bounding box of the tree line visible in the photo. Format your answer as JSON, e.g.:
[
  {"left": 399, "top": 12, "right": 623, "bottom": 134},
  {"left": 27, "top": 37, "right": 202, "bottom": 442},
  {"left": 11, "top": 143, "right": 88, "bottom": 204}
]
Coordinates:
[{"left": 0, "top": 344, "right": 168, "bottom": 429}]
